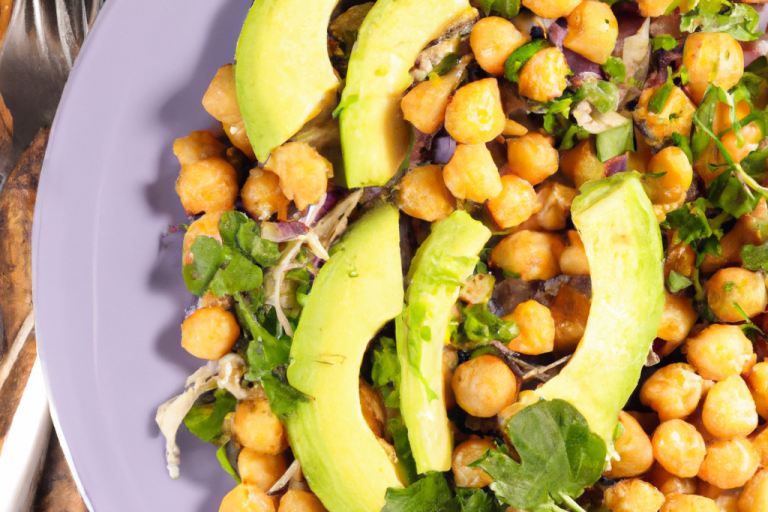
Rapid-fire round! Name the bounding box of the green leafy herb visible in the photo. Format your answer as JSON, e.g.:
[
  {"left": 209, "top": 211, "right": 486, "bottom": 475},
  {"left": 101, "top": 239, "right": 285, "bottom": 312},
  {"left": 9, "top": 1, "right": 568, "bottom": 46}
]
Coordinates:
[
  {"left": 183, "top": 389, "right": 237, "bottom": 444},
  {"left": 573, "top": 80, "right": 620, "bottom": 114},
  {"left": 237, "top": 222, "right": 281, "bottom": 267},
  {"left": 461, "top": 303, "right": 519, "bottom": 345},
  {"left": 504, "top": 40, "right": 549, "bottom": 82},
  {"left": 431, "top": 53, "right": 460, "bottom": 77},
  {"left": 261, "top": 373, "right": 310, "bottom": 421},
  {"left": 503, "top": 270, "right": 521, "bottom": 279},
  {"left": 382, "top": 472, "right": 459, "bottom": 512},
  {"left": 183, "top": 236, "right": 225, "bottom": 296},
  {"left": 733, "top": 302, "right": 766, "bottom": 340},
  {"left": 372, "top": 337, "right": 402, "bottom": 408},
  {"left": 216, "top": 445, "right": 241, "bottom": 483},
  {"left": 672, "top": 133, "right": 693, "bottom": 164},
  {"left": 388, "top": 418, "right": 418, "bottom": 485},
  {"left": 742, "top": 244, "right": 768, "bottom": 271},
  {"left": 218, "top": 211, "right": 249, "bottom": 247},
  {"left": 662, "top": 198, "right": 727, "bottom": 266},
  {"left": 648, "top": 68, "right": 674, "bottom": 114},
  {"left": 680, "top": 2, "right": 763, "bottom": 42},
  {"left": 559, "top": 124, "right": 590, "bottom": 150},
  {"left": 651, "top": 35, "right": 677, "bottom": 51},
  {"left": 742, "top": 147, "right": 768, "bottom": 179},
  {"left": 208, "top": 251, "right": 264, "bottom": 298},
  {"left": 601, "top": 57, "right": 626, "bottom": 84},
  {"left": 472, "top": 399, "right": 606, "bottom": 512},
  {"left": 667, "top": 270, "right": 694, "bottom": 293},
  {"left": 691, "top": 86, "right": 719, "bottom": 162},
  {"left": 707, "top": 169, "right": 759, "bottom": 218},
  {"left": 645, "top": 171, "right": 668, "bottom": 179},
  {"left": 595, "top": 120, "right": 633, "bottom": 162},
  {"left": 492, "top": 0, "right": 521, "bottom": 18},
  {"left": 454, "top": 488, "right": 500, "bottom": 512}
]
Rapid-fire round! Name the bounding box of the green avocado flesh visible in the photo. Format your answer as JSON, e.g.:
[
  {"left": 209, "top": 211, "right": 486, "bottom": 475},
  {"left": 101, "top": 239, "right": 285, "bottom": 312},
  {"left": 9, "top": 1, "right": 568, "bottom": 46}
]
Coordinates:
[
  {"left": 535, "top": 172, "right": 664, "bottom": 448},
  {"left": 286, "top": 204, "right": 403, "bottom": 512},
  {"left": 338, "top": 0, "right": 471, "bottom": 188},
  {"left": 398, "top": 211, "right": 491, "bottom": 473},
  {"left": 235, "top": 0, "right": 339, "bottom": 162}
]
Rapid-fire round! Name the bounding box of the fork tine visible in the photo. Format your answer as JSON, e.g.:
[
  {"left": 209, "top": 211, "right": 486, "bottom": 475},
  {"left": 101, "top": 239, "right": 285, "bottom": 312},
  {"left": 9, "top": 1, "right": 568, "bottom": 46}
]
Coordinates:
[{"left": 30, "top": 0, "right": 47, "bottom": 55}]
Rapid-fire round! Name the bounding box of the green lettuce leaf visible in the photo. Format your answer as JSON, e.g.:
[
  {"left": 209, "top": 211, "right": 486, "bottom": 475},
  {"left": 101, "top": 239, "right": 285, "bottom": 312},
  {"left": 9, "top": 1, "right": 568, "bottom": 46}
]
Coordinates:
[
  {"left": 182, "top": 236, "right": 225, "bottom": 296},
  {"left": 183, "top": 389, "right": 237, "bottom": 444}
]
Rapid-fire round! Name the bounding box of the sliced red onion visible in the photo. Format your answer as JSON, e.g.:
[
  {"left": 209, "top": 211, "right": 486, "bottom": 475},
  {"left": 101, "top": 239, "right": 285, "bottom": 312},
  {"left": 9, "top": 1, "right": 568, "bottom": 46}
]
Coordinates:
[
  {"left": 548, "top": 20, "right": 567, "bottom": 50},
  {"left": 741, "top": 33, "right": 768, "bottom": 67},
  {"left": 434, "top": 135, "right": 457, "bottom": 164},
  {"left": 649, "top": 12, "right": 681, "bottom": 39},
  {"left": 756, "top": 3, "right": 768, "bottom": 33},
  {"left": 313, "top": 188, "right": 343, "bottom": 222},
  {"left": 260, "top": 221, "right": 310, "bottom": 242},
  {"left": 604, "top": 153, "right": 629, "bottom": 177},
  {"left": 563, "top": 48, "right": 603, "bottom": 81},
  {"left": 612, "top": 2, "right": 645, "bottom": 57}
]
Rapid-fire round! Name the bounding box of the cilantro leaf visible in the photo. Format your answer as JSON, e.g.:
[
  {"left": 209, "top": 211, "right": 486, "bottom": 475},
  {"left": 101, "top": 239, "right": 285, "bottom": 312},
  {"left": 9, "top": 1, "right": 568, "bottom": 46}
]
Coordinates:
[
  {"left": 237, "top": 221, "right": 281, "bottom": 267},
  {"left": 454, "top": 488, "right": 500, "bottom": 512},
  {"left": 651, "top": 35, "right": 677, "bottom": 51},
  {"left": 647, "top": 69, "right": 674, "bottom": 114},
  {"left": 372, "top": 337, "right": 402, "bottom": 408},
  {"left": 183, "top": 236, "right": 225, "bottom": 296},
  {"left": 680, "top": 3, "right": 762, "bottom": 41},
  {"left": 573, "top": 79, "right": 620, "bottom": 114},
  {"left": 667, "top": 270, "right": 694, "bottom": 293},
  {"left": 742, "top": 147, "right": 768, "bottom": 179},
  {"left": 707, "top": 170, "right": 759, "bottom": 218},
  {"left": 183, "top": 389, "right": 237, "bottom": 443},
  {"left": 473, "top": 399, "right": 607, "bottom": 512},
  {"left": 601, "top": 57, "right": 626, "bottom": 84},
  {"left": 388, "top": 418, "right": 418, "bottom": 485},
  {"left": 461, "top": 303, "right": 519, "bottom": 345},
  {"left": 742, "top": 244, "right": 768, "bottom": 271},
  {"left": 691, "top": 87, "right": 719, "bottom": 162},
  {"left": 216, "top": 444, "right": 241, "bottom": 484},
  {"left": 382, "top": 472, "right": 460, "bottom": 512},
  {"left": 261, "top": 373, "right": 310, "bottom": 421},
  {"left": 505, "top": 40, "right": 549, "bottom": 82}
]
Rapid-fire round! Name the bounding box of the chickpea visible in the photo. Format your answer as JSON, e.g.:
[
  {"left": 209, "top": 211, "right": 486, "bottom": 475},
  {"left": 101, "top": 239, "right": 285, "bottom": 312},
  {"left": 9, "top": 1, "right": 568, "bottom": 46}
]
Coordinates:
[
  {"left": 238, "top": 449, "right": 287, "bottom": 492},
  {"left": 486, "top": 174, "right": 541, "bottom": 229},
  {"left": 452, "top": 354, "right": 517, "bottom": 417},
  {"left": 503, "top": 300, "right": 555, "bottom": 355},
  {"left": 702, "top": 375, "right": 758, "bottom": 439},
  {"left": 656, "top": 292, "right": 698, "bottom": 355},
  {"left": 633, "top": 87, "right": 696, "bottom": 148},
  {"left": 640, "top": 363, "right": 704, "bottom": 421},
  {"left": 752, "top": 426, "right": 768, "bottom": 467},
  {"left": 550, "top": 284, "right": 591, "bottom": 352},
  {"left": 183, "top": 211, "right": 225, "bottom": 266},
  {"left": 563, "top": 0, "right": 618, "bottom": 64},
  {"left": 444, "top": 78, "right": 506, "bottom": 144},
  {"left": 459, "top": 273, "right": 495, "bottom": 305},
  {"left": 560, "top": 138, "right": 605, "bottom": 189},
  {"left": 652, "top": 419, "right": 706, "bottom": 478},
  {"left": 648, "top": 462, "right": 697, "bottom": 495},
  {"left": 636, "top": 0, "right": 676, "bottom": 17},
  {"left": 444, "top": 346, "right": 459, "bottom": 411},
  {"left": 397, "top": 165, "right": 456, "bottom": 222},
  {"left": 698, "top": 437, "right": 759, "bottom": 489},
  {"left": 603, "top": 411, "right": 654, "bottom": 478},
  {"left": 203, "top": 64, "right": 241, "bottom": 126},
  {"left": 538, "top": 183, "right": 578, "bottom": 231},
  {"left": 498, "top": 389, "right": 539, "bottom": 427},
  {"left": 359, "top": 378, "right": 385, "bottom": 438},
  {"left": 604, "top": 479, "right": 665, "bottom": 512},
  {"left": 559, "top": 231, "right": 590, "bottom": 276},
  {"left": 443, "top": 144, "right": 503, "bottom": 203},
  {"left": 278, "top": 490, "right": 327, "bottom": 512},
  {"left": 701, "top": 199, "right": 768, "bottom": 272},
  {"left": 174, "top": 130, "right": 226, "bottom": 166},
  {"left": 401, "top": 56, "right": 470, "bottom": 134},
  {"left": 181, "top": 306, "right": 240, "bottom": 360},
  {"left": 242, "top": 169, "right": 290, "bottom": 221},
  {"left": 747, "top": 362, "right": 768, "bottom": 420},
  {"left": 518, "top": 48, "right": 570, "bottom": 103},
  {"left": 522, "top": 0, "right": 581, "bottom": 21},
  {"left": 684, "top": 33, "right": 744, "bottom": 104},
  {"left": 263, "top": 142, "right": 332, "bottom": 211},
  {"left": 643, "top": 147, "right": 693, "bottom": 220},
  {"left": 470, "top": 17, "right": 526, "bottom": 76},
  {"left": 706, "top": 268, "right": 767, "bottom": 323},
  {"left": 176, "top": 157, "right": 239, "bottom": 215},
  {"left": 685, "top": 325, "right": 754, "bottom": 381},
  {"left": 718, "top": 122, "right": 763, "bottom": 165},
  {"left": 715, "top": 492, "right": 740, "bottom": 512},
  {"left": 219, "top": 483, "right": 276, "bottom": 512},
  {"left": 452, "top": 438, "right": 496, "bottom": 487},
  {"left": 234, "top": 398, "right": 289, "bottom": 455},
  {"left": 491, "top": 231, "right": 564, "bottom": 281},
  {"left": 506, "top": 133, "right": 559, "bottom": 187},
  {"left": 660, "top": 493, "right": 720, "bottom": 512},
  {"left": 738, "top": 468, "right": 768, "bottom": 512}
]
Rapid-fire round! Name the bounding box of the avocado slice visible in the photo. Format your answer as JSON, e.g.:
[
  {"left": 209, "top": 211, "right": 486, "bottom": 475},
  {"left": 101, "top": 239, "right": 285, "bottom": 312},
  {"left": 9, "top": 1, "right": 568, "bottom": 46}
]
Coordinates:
[
  {"left": 286, "top": 204, "right": 403, "bottom": 512},
  {"left": 337, "top": 0, "right": 472, "bottom": 188},
  {"left": 535, "top": 172, "right": 664, "bottom": 448},
  {"left": 235, "top": 0, "right": 340, "bottom": 162},
  {"left": 397, "top": 211, "right": 491, "bottom": 473}
]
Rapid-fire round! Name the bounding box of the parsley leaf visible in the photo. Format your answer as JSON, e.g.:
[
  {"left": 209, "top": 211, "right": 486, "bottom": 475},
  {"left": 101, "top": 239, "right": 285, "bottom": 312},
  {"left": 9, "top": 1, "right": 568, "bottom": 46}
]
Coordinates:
[
  {"left": 183, "top": 236, "right": 225, "bottom": 296},
  {"left": 183, "top": 389, "right": 237, "bottom": 443},
  {"left": 651, "top": 35, "right": 677, "bottom": 51},
  {"left": 461, "top": 303, "right": 520, "bottom": 345},
  {"left": 742, "top": 147, "right": 768, "bottom": 179},
  {"left": 237, "top": 221, "right": 281, "bottom": 267},
  {"left": 691, "top": 86, "right": 719, "bottom": 162},
  {"left": 707, "top": 169, "right": 759, "bottom": 218},
  {"left": 216, "top": 445, "right": 241, "bottom": 484},
  {"left": 648, "top": 68, "right": 674, "bottom": 114},
  {"left": 382, "top": 472, "right": 459, "bottom": 512},
  {"left": 473, "top": 399, "right": 607, "bottom": 512},
  {"left": 667, "top": 270, "right": 694, "bottom": 293},
  {"left": 208, "top": 251, "right": 264, "bottom": 298},
  {"left": 455, "top": 488, "right": 500, "bottom": 512},
  {"left": 601, "top": 57, "right": 626, "bottom": 84},
  {"left": 742, "top": 244, "right": 768, "bottom": 271},
  {"left": 680, "top": 2, "right": 763, "bottom": 41},
  {"left": 505, "top": 40, "right": 549, "bottom": 82}
]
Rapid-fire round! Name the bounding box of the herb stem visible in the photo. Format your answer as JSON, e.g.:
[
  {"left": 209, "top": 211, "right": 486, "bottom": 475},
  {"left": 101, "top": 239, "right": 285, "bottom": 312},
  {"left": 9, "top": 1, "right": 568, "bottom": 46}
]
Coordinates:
[{"left": 561, "top": 494, "right": 588, "bottom": 512}]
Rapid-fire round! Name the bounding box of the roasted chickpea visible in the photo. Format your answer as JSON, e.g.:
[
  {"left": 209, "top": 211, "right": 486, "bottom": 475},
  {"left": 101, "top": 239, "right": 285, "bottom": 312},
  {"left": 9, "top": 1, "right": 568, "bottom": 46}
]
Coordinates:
[
  {"left": 470, "top": 17, "right": 526, "bottom": 76},
  {"left": 685, "top": 324, "right": 754, "bottom": 381},
  {"left": 522, "top": 0, "right": 581, "bottom": 20},
  {"left": 459, "top": 274, "right": 495, "bottom": 305},
  {"left": 702, "top": 375, "right": 758, "bottom": 439},
  {"left": 652, "top": 419, "right": 706, "bottom": 478},
  {"left": 359, "top": 378, "right": 386, "bottom": 438},
  {"left": 604, "top": 411, "right": 654, "bottom": 479},
  {"left": 238, "top": 449, "right": 287, "bottom": 492},
  {"left": 747, "top": 362, "right": 768, "bottom": 420},
  {"left": 633, "top": 87, "right": 696, "bottom": 148},
  {"left": 443, "top": 144, "right": 503, "bottom": 202},
  {"left": 397, "top": 165, "right": 456, "bottom": 222},
  {"left": 234, "top": 398, "right": 289, "bottom": 455},
  {"left": 242, "top": 169, "right": 290, "bottom": 221},
  {"left": 278, "top": 490, "right": 327, "bottom": 512},
  {"left": 550, "top": 284, "right": 591, "bottom": 352},
  {"left": 706, "top": 268, "right": 767, "bottom": 323},
  {"left": 738, "top": 468, "right": 768, "bottom": 512},
  {"left": 503, "top": 300, "right": 555, "bottom": 355},
  {"left": 452, "top": 438, "right": 497, "bottom": 487},
  {"left": 640, "top": 363, "right": 704, "bottom": 421},
  {"left": 660, "top": 493, "right": 720, "bottom": 512},
  {"left": 490, "top": 231, "right": 565, "bottom": 281},
  {"left": 643, "top": 147, "right": 693, "bottom": 220},
  {"left": 443, "top": 346, "right": 459, "bottom": 411},
  {"left": 648, "top": 462, "right": 698, "bottom": 496},
  {"left": 535, "top": 182, "right": 578, "bottom": 231},
  {"left": 559, "top": 138, "right": 605, "bottom": 189},
  {"left": 506, "top": 133, "right": 559, "bottom": 186},
  {"left": 718, "top": 122, "right": 763, "bottom": 165},
  {"left": 604, "top": 479, "right": 665, "bottom": 512},
  {"left": 563, "top": 0, "right": 618, "bottom": 64},
  {"left": 176, "top": 157, "right": 239, "bottom": 215},
  {"left": 715, "top": 492, "right": 740, "bottom": 512},
  {"left": 684, "top": 33, "right": 744, "bottom": 104},
  {"left": 174, "top": 130, "right": 225, "bottom": 166},
  {"left": 444, "top": 78, "right": 506, "bottom": 144},
  {"left": 220, "top": 484, "right": 276, "bottom": 512},
  {"left": 401, "top": 56, "right": 470, "bottom": 133},
  {"left": 202, "top": 64, "right": 256, "bottom": 161},
  {"left": 559, "top": 231, "right": 590, "bottom": 276},
  {"left": 183, "top": 211, "right": 225, "bottom": 266},
  {"left": 264, "top": 142, "right": 332, "bottom": 211},
  {"left": 452, "top": 355, "right": 517, "bottom": 417},
  {"left": 181, "top": 306, "right": 240, "bottom": 360},
  {"left": 698, "top": 437, "right": 759, "bottom": 489},
  {"left": 487, "top": 174, "right": 541, "bottom": 229},
  {"left": 656, "top": 292, "right": 698, "bottom": 355},
  {"left": 636, "top": 0, "right": 676, "bottom": 17},
  {"left": 518, "top": 48, "right": 570, "bottom": 103},
  {"left": 752, "top": 426, "right": 768, "bottom": 467}
]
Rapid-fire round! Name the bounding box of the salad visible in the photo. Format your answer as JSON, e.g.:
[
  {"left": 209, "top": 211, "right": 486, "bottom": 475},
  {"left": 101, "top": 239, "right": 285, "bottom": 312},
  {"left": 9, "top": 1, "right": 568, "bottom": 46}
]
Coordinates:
[{"left": 156, "top": 0, "right": 768, "bottom": 510}]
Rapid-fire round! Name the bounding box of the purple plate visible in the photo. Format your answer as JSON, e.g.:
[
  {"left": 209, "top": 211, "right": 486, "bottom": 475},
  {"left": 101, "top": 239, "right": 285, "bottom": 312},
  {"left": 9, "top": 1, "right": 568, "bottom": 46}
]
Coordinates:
[{"left": 31, "top": 0, "right": 250, "bottom": 510}]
